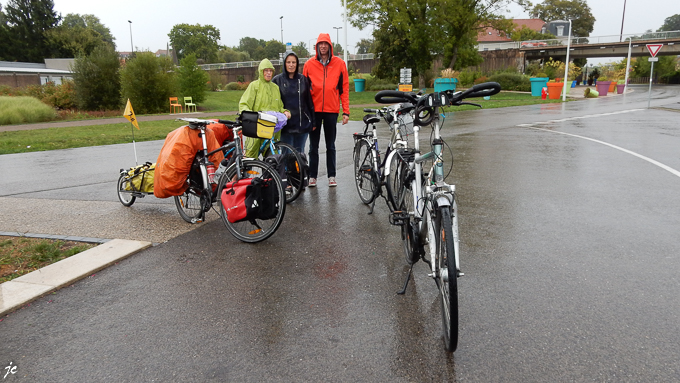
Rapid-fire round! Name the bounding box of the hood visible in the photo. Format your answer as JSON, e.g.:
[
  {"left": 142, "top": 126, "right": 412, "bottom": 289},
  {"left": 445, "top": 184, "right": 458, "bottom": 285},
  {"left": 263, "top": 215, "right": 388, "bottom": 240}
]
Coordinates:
[
  {"left": 258, "top": 59, "right": 275, "bottom": 82},
  {"left": 315, "top": 33, "right": 333, "bottom": 61},
  {"left": 283, "top": 51, "right": 299, "bottom": 75}
]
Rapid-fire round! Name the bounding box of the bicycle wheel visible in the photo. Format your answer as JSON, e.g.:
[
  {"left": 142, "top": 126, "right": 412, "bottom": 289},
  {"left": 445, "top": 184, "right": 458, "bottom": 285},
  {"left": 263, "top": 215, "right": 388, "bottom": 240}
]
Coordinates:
[
  {"left": 386, "top": 150, "right": 410, "bottom": 212},
  {"left": 273, "top": 142, "right": 304, "bottom": 203},
  {"left": 174, "top": 185, "right": 205, "bottom": 223},
  {"left": 217, "top": 159, "right": 286, "bottom": 243},
  {"left": 435, "top": 206, "right": 458, "bottom": 352},
  {"left": 117, "top": 173, "right": 136, "bottom": 207},
  {"left": 353, "top": 139, "right": 378, "bottom": 204}
]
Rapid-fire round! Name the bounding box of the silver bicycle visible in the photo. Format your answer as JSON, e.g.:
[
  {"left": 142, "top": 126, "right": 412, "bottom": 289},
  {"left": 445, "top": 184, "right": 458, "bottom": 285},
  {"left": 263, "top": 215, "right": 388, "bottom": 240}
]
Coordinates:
[{"left": 385, "top": 82, "right": 501, "bottom": 352}]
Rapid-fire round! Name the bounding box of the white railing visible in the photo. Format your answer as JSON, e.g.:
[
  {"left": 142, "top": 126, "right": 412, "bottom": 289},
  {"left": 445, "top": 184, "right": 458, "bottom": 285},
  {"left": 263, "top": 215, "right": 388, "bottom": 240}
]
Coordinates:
[
  {"left": 199, "top": 53, "right": 375, "bottom": 71},
  {"left": 520, "top": 30, "right": 680, "bottom": 48}
]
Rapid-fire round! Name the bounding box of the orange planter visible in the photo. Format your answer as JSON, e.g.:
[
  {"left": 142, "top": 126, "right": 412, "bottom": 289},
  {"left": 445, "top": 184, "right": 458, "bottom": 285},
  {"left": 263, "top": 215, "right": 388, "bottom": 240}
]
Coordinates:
[
  {"left": 608, "top": 81, "right": 616, "bottom": 93},
  {"left": 546, "top": 82, "right": 564, "bottom": 99}
]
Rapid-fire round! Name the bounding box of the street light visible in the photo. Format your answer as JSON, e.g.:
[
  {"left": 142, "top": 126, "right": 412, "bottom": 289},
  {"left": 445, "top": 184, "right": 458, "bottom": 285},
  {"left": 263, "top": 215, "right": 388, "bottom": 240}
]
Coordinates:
[
  {"left": 620, "top": 0, "right": 627, "bottom": 42},
  {"left": 127, "top": 20, "right": 133, "bottom": 54},
  {"left": 280, "top": 16, "right": 284, "bottom": 45},
  {"left": 333, "top": 26, "right": 342, "bottom": 47}
]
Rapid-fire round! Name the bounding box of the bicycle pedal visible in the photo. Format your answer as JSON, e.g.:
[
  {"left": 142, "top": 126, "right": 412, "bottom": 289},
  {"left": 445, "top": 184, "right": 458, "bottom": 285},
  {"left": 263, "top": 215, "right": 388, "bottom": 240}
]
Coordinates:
[{"left": 190, "top": 218, "right": 203, "bottom": 224}]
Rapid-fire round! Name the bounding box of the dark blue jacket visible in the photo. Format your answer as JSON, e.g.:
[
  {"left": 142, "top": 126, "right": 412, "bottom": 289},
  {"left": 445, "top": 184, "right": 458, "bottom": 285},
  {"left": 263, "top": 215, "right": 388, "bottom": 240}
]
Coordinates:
[{"left": 272, "top": 53, "right": 315, "bottom": 134}]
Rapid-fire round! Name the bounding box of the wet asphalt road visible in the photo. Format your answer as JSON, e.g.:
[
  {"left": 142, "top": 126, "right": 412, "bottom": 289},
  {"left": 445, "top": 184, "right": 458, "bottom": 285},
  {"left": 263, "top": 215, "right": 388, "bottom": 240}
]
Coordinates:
[{"left": 1, "top": 85, "right": 680, "bottom": 382}]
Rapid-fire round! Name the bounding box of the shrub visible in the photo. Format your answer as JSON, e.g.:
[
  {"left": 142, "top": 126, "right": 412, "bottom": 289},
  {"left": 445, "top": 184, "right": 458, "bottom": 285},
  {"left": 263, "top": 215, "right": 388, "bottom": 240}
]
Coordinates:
[
  {"left": 120, "top": 52, "right": 177, "bottom": 114},
  {"left": 177, "top": 53, "right": 209, "bottom": 102},
  {"left": 0, "top": 96, "right": 56, "bottom": 125},
  {"left": 488, "top": 73, "right": 531, "bottom": 92},
  {"left": 72, "top": 45, "right": 122, "bottom": 111},
  {"left": 18, "top": 82, "right": 76, "bottom": 109},
  {"left": 458, "top": 69, "right": 482, "bottom": 87},
  {"left": 225, "top": 82, "right": 240, "bottom": 90},
  {"left": 473, "top": 76, "right": 489, "bottom": 85}
]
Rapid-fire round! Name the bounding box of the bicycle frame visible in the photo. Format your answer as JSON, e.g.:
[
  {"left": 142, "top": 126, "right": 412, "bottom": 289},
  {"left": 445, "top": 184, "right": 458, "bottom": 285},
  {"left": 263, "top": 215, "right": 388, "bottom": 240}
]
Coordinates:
[{"left": 407, "top": 108, "right": 460, "bottom": 275}]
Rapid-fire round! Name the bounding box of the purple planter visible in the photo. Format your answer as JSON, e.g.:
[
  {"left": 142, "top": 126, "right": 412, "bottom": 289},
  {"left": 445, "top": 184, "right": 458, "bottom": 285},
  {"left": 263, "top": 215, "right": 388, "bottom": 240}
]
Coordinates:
[
  {"left": 616, "top": 84, "right": 626, "bottom": 94},
  {"left": 596, "top": 81, "right": 611, "bottom": 96}
]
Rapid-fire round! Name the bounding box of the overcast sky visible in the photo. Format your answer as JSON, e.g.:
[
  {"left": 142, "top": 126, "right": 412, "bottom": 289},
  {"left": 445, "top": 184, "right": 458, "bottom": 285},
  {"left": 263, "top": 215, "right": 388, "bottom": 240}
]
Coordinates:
[{"left": 2, "top": 0, "right": 677, "bottom": 61}]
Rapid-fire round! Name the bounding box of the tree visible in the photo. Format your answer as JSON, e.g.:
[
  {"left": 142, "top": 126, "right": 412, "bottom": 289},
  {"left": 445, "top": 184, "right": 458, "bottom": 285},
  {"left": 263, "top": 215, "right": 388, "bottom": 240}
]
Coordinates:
[
  {"left": 530, "top": 0, "right": 595, "bottom": 37},
  {"left": 72, "top": 45, "right": 121, "bottom": 110},
  {"left": 46, "top": 25, "right": 108, "bottom": 58},
  {"left": 511, "top": 25, "right": 556, "bottom": 41},
  {"left": 177, "top": 53, "right": 209, "bottom": 103},
  {"left": 658, "top": 14, "right": 680, "bottom": 32},
  {"left": 263, "top": 39, "right": 285, "bottom": 60},
  {"left": 347, "top": 0, "right": 526, "bottom": 80},
  {"left": 0, "top": 4, "right": 12, "bottom": 60},
  {"left": 4, "top": 0, "right": 60, "bottom": 62},
  {"left": 217, "top": 47, "right": 251, "bottom": 63},
  {"left": 292, "top": 41, "right": 309, "bottom": 58},
  {"left": 333, "top": 43, "right": 344, "bottom": 56},
  {"left": 238, "top": 37, "right": 267, "bottom": 60},
  {"left": 168, "top": 23, "right": 220, "bottom": 63},
  {"left": 61, "top": 14, "right": 115, "bottom": 47},
  {"left": 120, "top": 53, "right": 177, "bottom": 114},
  {"left": 355, "top": 38, "right": 374, "bottom": 54}
]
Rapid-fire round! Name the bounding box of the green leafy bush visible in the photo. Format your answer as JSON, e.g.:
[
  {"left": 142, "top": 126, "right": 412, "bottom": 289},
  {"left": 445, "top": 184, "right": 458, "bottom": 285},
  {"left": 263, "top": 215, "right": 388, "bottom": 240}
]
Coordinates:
[
  {"left": 458, "top": 69, "right": 482, "bottom": 87},
  {"left": 177, "top": 53, "right": 209, "bottom": 102},
  {"left": 19, "top": 82, "right": 76, "bottom": 109},
  {"left": 72, "top": 45, "right": 121, "bottom": 110},
  {"left": 225, "top": 82, "right": 240, "bottom": 90},
  {"left": 0, "top": 96, "right": 56, "bottom": 125},
  {"left": 120, "top": 52, "right": 177, "bottom": 114},
  {"left": 488, "top": 73, "right": 531, "bottom": 92}
]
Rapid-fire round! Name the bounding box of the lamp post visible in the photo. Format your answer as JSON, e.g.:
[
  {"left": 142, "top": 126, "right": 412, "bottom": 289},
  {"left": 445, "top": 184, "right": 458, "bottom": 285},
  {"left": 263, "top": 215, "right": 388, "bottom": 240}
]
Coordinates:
[
  {"left": 333, "top": 26, "right": 342, "bottom": 56},
  {"left": 620, "top": 0, "right": 627, "bottom": 42},
  {"left": 280, "top": 16, "right": 284, "bottom": 44},
  {"left": 127, "top": 20, "right": 133, "bottom": 54},
  {"left": 562, "top": 19, "right": 572, "bottom": 101}
]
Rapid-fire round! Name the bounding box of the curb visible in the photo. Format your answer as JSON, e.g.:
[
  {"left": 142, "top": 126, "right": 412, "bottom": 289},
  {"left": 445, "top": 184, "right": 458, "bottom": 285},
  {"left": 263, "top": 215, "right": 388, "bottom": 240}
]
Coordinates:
[{"left": 0, "top": 238, "right": 152, "bottom": 316}]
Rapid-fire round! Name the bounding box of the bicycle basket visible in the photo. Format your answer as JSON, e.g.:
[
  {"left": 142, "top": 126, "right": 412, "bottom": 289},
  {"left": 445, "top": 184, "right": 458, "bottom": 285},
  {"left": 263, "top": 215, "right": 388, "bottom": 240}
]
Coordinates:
[
  {"left": 240, "top": 111, "right": 276, "bottom": 139},
  {"left": 397, "top": 113, "right": 414, "bottom": 138}
]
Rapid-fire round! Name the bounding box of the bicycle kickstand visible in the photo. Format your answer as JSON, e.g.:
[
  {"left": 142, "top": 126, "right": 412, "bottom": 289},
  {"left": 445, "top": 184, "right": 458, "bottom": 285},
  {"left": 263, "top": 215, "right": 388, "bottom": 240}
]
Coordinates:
[
  {"left": 397, "top": 264, "right": 414, "bottom": 295},
  {"left": 368, "top": 198, "right": 377, "bottom": 215}
]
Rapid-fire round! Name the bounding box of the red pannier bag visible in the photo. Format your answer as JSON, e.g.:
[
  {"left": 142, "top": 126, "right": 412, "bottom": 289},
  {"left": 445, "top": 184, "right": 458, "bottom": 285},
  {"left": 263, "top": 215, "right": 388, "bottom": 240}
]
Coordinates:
[{"left": 220, "top": 178, "right": 252, "bottom": 223}]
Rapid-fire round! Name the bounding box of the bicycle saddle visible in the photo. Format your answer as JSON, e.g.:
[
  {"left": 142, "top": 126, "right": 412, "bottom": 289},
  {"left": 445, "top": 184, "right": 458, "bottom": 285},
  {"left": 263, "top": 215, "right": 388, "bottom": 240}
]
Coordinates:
[{"left": 363, "top": 114, "right": 381, "bottom": 125}]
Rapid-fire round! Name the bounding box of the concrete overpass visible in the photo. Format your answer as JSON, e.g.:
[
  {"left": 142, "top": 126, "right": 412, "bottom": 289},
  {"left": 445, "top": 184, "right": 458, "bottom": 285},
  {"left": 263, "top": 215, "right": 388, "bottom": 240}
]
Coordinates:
[{"left": 520, "top": 31, "right": 680, "bottom": 61}]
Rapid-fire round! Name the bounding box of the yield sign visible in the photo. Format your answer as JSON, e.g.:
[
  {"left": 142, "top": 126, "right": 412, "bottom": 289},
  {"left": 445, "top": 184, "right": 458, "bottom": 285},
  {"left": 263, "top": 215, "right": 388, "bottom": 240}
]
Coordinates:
[{"left": 646, "top": 44, "right": 663, "bottom": 57}]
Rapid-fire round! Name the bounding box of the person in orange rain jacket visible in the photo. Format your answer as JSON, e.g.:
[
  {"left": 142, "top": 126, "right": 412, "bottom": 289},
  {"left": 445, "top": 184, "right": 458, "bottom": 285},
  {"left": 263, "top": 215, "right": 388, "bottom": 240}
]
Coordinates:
[{"left": 302, "top": 33, "right": 349, "bottom": 188}]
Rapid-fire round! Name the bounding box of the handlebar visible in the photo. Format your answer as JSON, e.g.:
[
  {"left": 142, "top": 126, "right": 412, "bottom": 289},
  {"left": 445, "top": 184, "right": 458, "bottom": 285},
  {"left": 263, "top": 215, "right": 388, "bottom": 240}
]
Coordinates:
[{"left": 375, "top": 90, "right": 418, "bottom": 105}]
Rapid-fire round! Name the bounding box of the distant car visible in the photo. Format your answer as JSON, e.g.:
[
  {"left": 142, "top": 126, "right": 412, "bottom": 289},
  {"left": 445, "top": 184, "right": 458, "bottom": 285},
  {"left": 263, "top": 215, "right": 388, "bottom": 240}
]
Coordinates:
[{"left": 521, "top": 41, "right": 548, "bottom": 47}]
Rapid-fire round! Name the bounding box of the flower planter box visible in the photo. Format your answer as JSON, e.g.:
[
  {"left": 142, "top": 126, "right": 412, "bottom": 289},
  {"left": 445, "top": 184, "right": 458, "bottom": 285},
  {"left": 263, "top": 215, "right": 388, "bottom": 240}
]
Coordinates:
[
  {"left": 530, "top": 77, "right": 549, "bottom": 96},
  {"left": 616, "top": 84, "right": 626, "bottom": 94},
  {"left": 596, "top": 81, "right": 611, "bottom": 96},
  {"left": 434, "top": 78, "right": 458, "bottom": 93},
  {"left": 546, "top": 82, "right": 564, "bottom": 99},
  {"left": 608, "top": 81, "right": 617, "bottom": 93},
  {"left": 354, "top": 79, "right": 366, "bottom": 92}
]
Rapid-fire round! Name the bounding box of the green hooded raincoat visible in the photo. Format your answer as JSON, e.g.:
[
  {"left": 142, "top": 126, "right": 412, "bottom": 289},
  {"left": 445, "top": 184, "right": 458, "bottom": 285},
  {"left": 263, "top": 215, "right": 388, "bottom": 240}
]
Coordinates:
[{"left": 239, "top": 59, "right": 288, "bottom": 157}]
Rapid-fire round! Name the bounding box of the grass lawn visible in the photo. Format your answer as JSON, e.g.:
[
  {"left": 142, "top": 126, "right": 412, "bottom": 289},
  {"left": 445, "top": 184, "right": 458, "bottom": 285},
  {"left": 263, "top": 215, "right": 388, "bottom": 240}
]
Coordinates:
[{"left": 0, "top": 90, "right": 564, "bottom": 155}]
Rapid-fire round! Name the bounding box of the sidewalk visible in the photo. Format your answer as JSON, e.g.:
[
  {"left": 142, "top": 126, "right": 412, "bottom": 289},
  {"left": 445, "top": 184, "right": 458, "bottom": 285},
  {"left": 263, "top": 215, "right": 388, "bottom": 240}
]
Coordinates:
[{"left": 0, "top": 110, "right": 239, "bottom": 132}]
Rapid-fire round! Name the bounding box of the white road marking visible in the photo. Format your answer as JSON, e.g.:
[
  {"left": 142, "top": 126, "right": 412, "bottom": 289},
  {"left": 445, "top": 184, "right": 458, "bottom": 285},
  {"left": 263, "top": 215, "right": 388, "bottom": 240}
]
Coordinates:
[{"left": 519, "top": 110, "right": 680, "bottom": 179}]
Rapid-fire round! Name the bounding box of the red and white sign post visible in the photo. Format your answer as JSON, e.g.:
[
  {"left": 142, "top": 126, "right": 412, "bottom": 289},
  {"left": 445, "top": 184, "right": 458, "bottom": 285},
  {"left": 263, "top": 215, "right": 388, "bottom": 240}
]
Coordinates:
[{"left": 646, "top": 44, "right": 663, "bottom": 108}]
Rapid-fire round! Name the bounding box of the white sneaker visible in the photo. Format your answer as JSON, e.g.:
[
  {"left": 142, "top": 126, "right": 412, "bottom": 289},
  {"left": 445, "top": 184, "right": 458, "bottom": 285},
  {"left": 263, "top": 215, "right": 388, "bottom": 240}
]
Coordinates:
[
  {"left": 308, "top": 178, "right": 317, "bottom": 187},
  {"left": 328, "top": 177, "right": 337, "bottom": 187}
]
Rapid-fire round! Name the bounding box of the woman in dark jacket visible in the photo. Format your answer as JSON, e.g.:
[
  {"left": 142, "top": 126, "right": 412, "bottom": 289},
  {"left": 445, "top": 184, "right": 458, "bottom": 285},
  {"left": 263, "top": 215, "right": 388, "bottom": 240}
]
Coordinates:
[{"left": 272, "top": 51, "right": 315, "bottom": 153}]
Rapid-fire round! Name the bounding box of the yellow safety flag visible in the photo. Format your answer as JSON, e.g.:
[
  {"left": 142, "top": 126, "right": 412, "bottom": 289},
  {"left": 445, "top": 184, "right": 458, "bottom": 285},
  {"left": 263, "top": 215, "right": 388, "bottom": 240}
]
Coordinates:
[{"left": 123, "top": 99, "right": 140, "bottom": 130}]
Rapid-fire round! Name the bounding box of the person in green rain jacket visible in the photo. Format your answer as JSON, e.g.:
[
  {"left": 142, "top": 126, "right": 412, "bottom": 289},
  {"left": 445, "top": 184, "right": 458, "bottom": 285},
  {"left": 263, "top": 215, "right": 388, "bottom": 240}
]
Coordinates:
[{"left": 239, "top": 59, "right": 290, "bottom": 157}]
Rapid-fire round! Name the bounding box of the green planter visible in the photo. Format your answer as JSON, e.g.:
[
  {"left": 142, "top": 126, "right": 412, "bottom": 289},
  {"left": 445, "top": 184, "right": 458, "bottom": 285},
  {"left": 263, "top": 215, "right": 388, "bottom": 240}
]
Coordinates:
[
  {"left": 354, "top": 79, "right": 366, "bottom": 92},
  {"left": 434, "top": 78, "right": 458, "bottom": 92}
]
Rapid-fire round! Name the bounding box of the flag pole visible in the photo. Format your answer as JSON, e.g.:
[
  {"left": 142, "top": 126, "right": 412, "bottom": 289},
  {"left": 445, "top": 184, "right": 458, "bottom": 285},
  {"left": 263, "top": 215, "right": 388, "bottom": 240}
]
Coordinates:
[{"left": 131, "top": 122, "right": 138, "bottom": 166}]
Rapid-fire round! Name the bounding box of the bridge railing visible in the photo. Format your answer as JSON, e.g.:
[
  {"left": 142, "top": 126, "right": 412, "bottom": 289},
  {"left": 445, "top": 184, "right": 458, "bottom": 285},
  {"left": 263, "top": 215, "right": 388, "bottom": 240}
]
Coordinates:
[
  {"left": 520, "top": 30, "right": 680, "bottom": 48},
  {"left": 199, "top": 53, "right": 375, "bottom": 71}
]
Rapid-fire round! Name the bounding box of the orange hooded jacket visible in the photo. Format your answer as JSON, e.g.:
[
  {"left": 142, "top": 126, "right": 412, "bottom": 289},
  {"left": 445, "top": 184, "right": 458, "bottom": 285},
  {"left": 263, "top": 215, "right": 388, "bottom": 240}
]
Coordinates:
[{"left": 302, "top": 33, "right": 350, "bottom": 117}]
